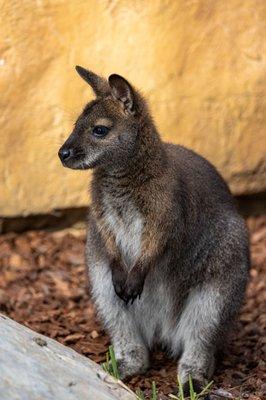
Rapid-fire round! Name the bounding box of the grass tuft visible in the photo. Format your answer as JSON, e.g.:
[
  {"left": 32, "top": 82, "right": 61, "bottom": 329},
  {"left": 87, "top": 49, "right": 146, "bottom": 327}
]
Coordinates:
[
  {"left": 151, "top": 381, "right": 157, "bottom": 400},
  {"left": 136, "top": 388, "right": 146, "bottom": 400},
  {"left": 101, "top": 345, "right": 120, "bottom": 380},
  {"left": 101, "top": 349, "right": 213, "bottom": 400},
  {"left": 136, "top": 381, "right": 157, "bottom": 400},
  {"left": 169, "top": 375, "right": 213, "bottom": 400}
]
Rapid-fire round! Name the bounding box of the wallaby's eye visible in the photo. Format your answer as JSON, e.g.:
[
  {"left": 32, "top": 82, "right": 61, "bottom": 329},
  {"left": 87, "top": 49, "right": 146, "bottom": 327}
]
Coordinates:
[{"left": 92, "top": 125, "right": 110, "bottom": 138}]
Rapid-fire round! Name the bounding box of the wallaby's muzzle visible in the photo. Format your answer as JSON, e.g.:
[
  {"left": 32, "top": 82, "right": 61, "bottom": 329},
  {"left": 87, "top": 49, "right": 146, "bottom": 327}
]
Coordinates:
[
  {"left": 58, "top": 140, "right": 89, "bottom": 170},
  {"left": 58, "top": 147, "right": 73, "bottom": 162}
]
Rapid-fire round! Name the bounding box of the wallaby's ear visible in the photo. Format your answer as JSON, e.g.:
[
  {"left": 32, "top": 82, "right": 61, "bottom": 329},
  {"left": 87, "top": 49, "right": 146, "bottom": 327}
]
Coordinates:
[
  {"left": 108, "top": 74, "right": 135, "bottom": 115},
  {"left": 75, "top": 66, "right": 109, "bottom": 97}
]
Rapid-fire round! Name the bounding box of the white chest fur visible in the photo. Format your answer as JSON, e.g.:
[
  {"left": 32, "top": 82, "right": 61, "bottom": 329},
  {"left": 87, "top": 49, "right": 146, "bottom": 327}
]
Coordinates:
[{"left": 103, "top": 197, "right": 143, "bottom": 268}]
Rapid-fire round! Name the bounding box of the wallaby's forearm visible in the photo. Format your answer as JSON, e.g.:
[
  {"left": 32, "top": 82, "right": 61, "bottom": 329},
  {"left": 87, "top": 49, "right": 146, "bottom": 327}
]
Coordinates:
[{"left": 112, "top": 220, "right": 168, "bottom": 303}]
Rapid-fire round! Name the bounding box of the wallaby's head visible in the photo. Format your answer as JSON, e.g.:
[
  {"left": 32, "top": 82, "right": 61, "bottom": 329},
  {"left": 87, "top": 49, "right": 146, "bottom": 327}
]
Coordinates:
[{"left": 58, "top": 66, "right": 149, "bottom": 170}]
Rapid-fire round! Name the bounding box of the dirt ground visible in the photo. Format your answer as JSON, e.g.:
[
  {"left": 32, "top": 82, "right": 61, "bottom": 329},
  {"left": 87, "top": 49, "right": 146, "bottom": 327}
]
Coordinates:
[{"left": 0, "top": 216, "right": 265, "bottom": 399}]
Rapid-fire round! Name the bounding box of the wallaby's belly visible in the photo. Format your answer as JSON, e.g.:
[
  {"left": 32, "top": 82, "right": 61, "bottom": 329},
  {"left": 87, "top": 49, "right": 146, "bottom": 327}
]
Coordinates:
[
  {"left": 88, "top": 246, "right": 183, "bottom": 353},
  {"left": 133, "top": 284, "right": 181, "bottom": 352},
  {"left": 131, "top": 254, "right": 183, "bottom": 352}
]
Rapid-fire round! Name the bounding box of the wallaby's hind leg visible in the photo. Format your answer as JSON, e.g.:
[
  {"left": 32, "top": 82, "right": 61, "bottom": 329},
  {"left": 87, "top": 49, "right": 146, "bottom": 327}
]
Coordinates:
[
  {"left": 88, "top": 259, "right": 149, "bottom": 379},
  {"left": 106, "top": 296, "right": 149, "bottom": 379},
  {"left": 112, "top": 324, "right": 149, "bottom": 379},
  {"left": 87, "top": 219, "right": 149, "bottom": 380},
  {"left": 178, "top": 345, "right": 215, "bottom": 396},
  {"left": 174, "top": 284, "right": 227, "bottom": 393}
]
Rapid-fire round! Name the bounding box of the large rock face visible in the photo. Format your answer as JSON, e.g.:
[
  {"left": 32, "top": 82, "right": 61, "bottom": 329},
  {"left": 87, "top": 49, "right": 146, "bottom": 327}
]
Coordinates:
[{"left": 0, "top": 0, "right": 265, "bottom": 217}]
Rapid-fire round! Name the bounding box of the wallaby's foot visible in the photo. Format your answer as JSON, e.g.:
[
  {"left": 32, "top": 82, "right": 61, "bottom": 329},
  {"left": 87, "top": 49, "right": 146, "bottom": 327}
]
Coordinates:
[
  {"left": 178, "top": 353, "right": 215, "bottom": 398},
  {"left": 116, "top": 346, "right": 149, "bottom": 380}
]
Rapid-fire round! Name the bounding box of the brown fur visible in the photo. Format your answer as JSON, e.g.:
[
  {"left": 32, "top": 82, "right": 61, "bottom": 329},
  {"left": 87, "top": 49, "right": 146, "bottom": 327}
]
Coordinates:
[{"left": 58, "top": 67, "right": 250, "bottom": 389}]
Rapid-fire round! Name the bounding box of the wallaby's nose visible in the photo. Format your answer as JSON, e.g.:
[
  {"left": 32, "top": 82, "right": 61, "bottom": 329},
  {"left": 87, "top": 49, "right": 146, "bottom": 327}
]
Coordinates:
[{"left": 59, "top": 147, "right": 72, "bottom": 161}]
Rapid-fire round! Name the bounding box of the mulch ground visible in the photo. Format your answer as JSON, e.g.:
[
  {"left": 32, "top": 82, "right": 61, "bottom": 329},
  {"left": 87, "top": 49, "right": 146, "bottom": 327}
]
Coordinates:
[{"left": 0, "top": 216, "right": 265, "bottom": 399}]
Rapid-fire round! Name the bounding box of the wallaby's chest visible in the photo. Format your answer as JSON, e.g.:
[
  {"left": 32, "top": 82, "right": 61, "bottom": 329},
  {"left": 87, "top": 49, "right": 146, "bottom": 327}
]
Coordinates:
[{"left": 102, "top": 196, "right": 143, "bottom": 267}]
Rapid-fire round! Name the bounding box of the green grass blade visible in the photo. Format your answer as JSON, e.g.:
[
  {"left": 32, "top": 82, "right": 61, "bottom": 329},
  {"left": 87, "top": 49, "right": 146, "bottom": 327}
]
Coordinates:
[
  {"left": 101, "top": 350, "right": 110, "bottom": 374},
  {"left": 109, "top": 345, "right": 119, "bottom": 379},
  {"left": 197, "top": 380, "right": 213, "bottom": 398},
  {"left": 101, "top": 362, "right": 108, "bottom": 374},
  {"left": 197, "top": 381, "right": 213, "bottom": 398},
  {"left": 177, "top": 375, "right": 184, "bottom": 400},
  {"left": 136, "top": 388, "right": 145, "bottom": 400},
  {"left": 152, "top": 381, "right": 157, "bottom": 400},
  {"left": 188, "top": 375, "right": 196, "bottom": 400}
]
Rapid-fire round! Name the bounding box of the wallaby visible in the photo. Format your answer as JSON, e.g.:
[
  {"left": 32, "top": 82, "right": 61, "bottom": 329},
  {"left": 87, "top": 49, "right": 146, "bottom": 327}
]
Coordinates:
[{"left": 59, "top": 66, "right": 250, "bottom": 394}]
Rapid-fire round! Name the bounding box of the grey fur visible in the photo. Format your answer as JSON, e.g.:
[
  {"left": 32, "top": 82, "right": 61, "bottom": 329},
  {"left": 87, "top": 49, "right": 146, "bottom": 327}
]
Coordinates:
[
  {"left": 59, "top": 68, "right": 250, "bottom": 390},
  {"left": 86, "top": 155, "right": 249, "bottom": 383}
]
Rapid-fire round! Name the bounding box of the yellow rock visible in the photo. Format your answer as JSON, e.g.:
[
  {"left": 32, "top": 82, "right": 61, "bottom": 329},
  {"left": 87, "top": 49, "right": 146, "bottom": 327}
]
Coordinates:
[{"left": 0, "top": 0, "right": 265, "bottom": 217}]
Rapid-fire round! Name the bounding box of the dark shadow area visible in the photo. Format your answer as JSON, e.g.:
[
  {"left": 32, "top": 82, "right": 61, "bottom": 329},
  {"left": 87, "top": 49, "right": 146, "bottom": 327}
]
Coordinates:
[
  {"left": 0, "top": 193, "right": 265, "bottom": 234},
  {"left": 236, "top": 192, "right": 266, "bottom": 217},
  {"left": 0, "top": 207, "right": 88, "bottom": 234}
]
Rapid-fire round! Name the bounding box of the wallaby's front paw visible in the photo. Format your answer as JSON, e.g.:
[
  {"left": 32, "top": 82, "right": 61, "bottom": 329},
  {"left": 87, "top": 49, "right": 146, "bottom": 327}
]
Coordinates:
[
  {"left": 111, "top": 261, "right": 127, "bottom": 298},
  {"left": 120, "top": 279, "right": 144, "bottom": 304},
  {"left": 113, "top": 281, "right": 128, "bottom": 299},
  {"left": 120, "top": 268, "right": 146, "bottom": 304},
  {"left": 112, "top": 262, "right": 146, "bottom": 304},
  {"left": 112, "top": 273, "right": 127, "bottom": 299},
  {"left": 121, "top": 267, "right": 146, "bottom": 304}
]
